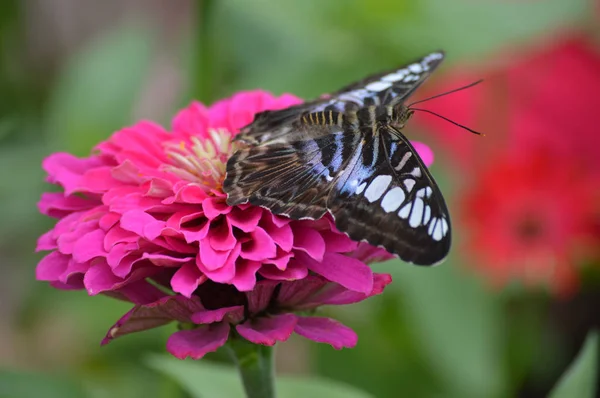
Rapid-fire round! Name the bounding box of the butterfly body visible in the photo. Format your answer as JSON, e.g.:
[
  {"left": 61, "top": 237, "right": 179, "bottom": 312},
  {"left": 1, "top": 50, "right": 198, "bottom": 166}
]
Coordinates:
[{"left": 224, "top": 51, "right": 452, "bottom": 265}]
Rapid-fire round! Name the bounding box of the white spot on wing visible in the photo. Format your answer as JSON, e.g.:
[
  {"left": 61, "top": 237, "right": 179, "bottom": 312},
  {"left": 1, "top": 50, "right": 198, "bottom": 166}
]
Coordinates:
[
  {"left": 356, "top": 182, "right": 367, "bottom": 194},
  {"left": 428, "top": 217, "right": 437, "bottom": 235},
  {"left": 423, "top": 205, "right": 431, "bottom": 224},
  {"left": 398, "top": 202, "right": 412, "bottom": 219},
  {"left": 410, "top": 167, "right": 422, "bottom": 178},
  {"left": 432, "top": 220, "right": 444, "bottom": 241},
  {"left": 364, "top": 175, "right": 392, "bottom": 202},
  {"left": 394, "top": 151, "right": 412, "bottom": 171},
  {"left": 409, "top": 63, "right": 423, "bottom": 73},
  {"left": 381, "top": 70, "right": 408, "bottom": 82},
  {"left": 381, "top": 187, "right": 405, "bottom": 213},
  {"left": 404, "top": 179, "right": 415, "bottom": 192},
  {"left": 337, "top": 89, "right": 370, "bottom": 106},
  {"left": 365, "top": 81, "right": 392, "bottom": 92},
  {"left": 409, "top": 198, "right": 424, "bottom": 227},
  {"left": 441, "top": 218, "right": 449, "bottom": 236}
]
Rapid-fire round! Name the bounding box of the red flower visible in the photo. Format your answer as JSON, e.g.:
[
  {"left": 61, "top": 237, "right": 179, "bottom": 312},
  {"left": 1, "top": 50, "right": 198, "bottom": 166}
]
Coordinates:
[{"left": 461, "top": 148, "right": 599, "bottom": 295}]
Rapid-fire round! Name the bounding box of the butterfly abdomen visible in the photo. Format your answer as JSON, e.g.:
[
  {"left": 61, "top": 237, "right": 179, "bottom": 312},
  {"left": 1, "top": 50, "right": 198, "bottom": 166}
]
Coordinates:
[{"left": 300, "top": 111, "right": 343, "bottom": 127}]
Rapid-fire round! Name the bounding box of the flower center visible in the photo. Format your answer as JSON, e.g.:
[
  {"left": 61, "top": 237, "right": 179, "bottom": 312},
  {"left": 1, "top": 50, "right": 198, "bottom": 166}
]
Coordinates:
[
  {"left": 163, "top": 129, "right": 233, "bottom": 192},
  {"left": 515, "top": 215, "right": 545, "bottom": 241}
]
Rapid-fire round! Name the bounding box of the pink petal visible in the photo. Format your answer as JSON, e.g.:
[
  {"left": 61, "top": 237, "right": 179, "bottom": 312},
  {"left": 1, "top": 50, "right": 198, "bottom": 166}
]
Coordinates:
[
  {"left": 350, "top": 243, "right": 394, "bottom": 264},
  {"left": 38, "top": 192, "right": 94, "bottom": 218},
  {"left": 298, "top": 252, "right": 373, "bottom": 294},
  {"left": 190, "top": 305, "right": 245, "bottom": 325},
  {"left": 72, "top": 229, "right": 107, "bottom": 263},
  {"left": 294, "top": 317, "right": 357, "bottom": 349},
  {"left": 240, "top": 227, "right": 277, "bottom": 261},
  {"left": 144, "top": 177, "right": 173, "bottom": 198},
  {"left": 228, "top": 206, "right": 262, "bottom": 232},
  {"left": 320, "top": 230, "right": 358, "bottom": 253},
  {"left": 56, "top": 220, "right": 98, "bottom": 255},
  {"left": 42, "top": 153, "right": 104, "bottom": 195},
  {"left": 261, "top": 217, "right": 293, "bottom": 252},
  {"left": 111, "top": 159, "right": 144, "bottom": 184},
  {"left": 202, "top": 197, "right": 232, "bottom": 219},
  {"left": 258, "top": 262, "right": 308, "bottom": 281},
  {"left": 198, "top": 241, "right": 230, "bottom": 271},
  {"left": 80, "top": 166, "right": 121, "bottom": 192},
  {"left": 245, "top": 281, "right": 278, "bottom": 313},
  {"left": 102, "top": 294, "right": 206, "bottom": 345},
  {"left": 266, "top": 251, "right": 293, "bottom": 270},
  {"left": 107, "top": 279, "right": 168, "bottom": 305},
  {"left": 142, "top": 253, "right": 195, "bottom": 267},
  {"left": 236, "top": 313, "right": 297, "bottom": 345},
  {"left": 230, "top": 260, "right": 262, "bottom": 292},
  {"left": 104, "top": 226, "right": 138, "bottom": 251},
  {"left": 36, "top": 252, "right": 70, "bottom": 281},
  {"left": 106, "top": 242, "right": 135, "bottom": 267},
  {"left": 209, "top": 219, "right": 237, "bottom": 251},
  {"left": 83, "top": 261, "right": 123, "bottom": 295},
  {"left": 172, "top": 101, "right": 210, "bottom": 140},
  {"left": 410, "top": 141, "right": 434, "bottom": 167},
  {"left": 61, "top": 258, "right": 91, "bottom": 283},
  {"left": 102, "top": 305, "right": 172, "bottom": 345},
  {"left": 275, "top": 275, "right": 328, "bottom": 306},
  {"left": 300, "top": 273, "right": 392, "bottom": 308},
  {"left": 292, "top": 227, "right": 325, "bottom": 261},
  {"left": 99, "top": 212, "right": 121, "bottom": 230},
  {"left": 269, "top": 212, "right": 291, "bottom": 228},
  {"left": 199, "top": 243, "right": 241, "bottom": 283},
  {"left": 171, "top": 184, "right": 210, "bottom": 204},
  {"left": 120, "top": 210, "right": 165, "bottom": 241},
  {"left": 167, "top": 323, "right": 230, "bottom": 360},
  {"left": 178, "top": 214, "right": 211, "bottom": 244},
  {"left": 36, "top": 230, "right": 57, "bottom": 251},
  {"left": 171, "top": 262, "right": 206, "bottom": 297}
]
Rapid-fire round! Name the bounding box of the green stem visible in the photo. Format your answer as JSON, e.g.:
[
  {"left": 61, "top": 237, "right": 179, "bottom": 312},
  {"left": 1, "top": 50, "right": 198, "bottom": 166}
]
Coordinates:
[
  {"left": 192, "top": 0, "right": 215, "bottom": 103},
  {"left": 227, "top": 337, "right": 276, "bottom": 398}
]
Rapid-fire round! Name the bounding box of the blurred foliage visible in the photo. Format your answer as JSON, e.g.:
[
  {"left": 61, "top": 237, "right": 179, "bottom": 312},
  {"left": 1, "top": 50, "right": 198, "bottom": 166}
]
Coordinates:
[
  {"left": 548, "top": 332, "right": 598, "bottom": 398},
  {"left": 147, "top": 355, "right": 374, "bottom": 398},
  {"left": 0, "top": 0, "right": 598, "bottom": 397}
]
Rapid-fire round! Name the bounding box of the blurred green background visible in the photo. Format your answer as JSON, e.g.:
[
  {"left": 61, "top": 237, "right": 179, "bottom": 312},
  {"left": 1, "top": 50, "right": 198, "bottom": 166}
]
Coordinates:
[{"left": 1, "top": 1, "right": 600, "bottom": 397}]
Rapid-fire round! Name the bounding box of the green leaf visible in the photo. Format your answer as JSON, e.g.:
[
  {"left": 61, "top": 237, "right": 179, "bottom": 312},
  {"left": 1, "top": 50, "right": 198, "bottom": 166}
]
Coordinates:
[
  {"left": 146, "top": 354, "right": 373, "bottom": 398},
  {"left": 548, "top": 331, "right": 598, "bottom": 398},
  {"left": 45, "top": 25, "right": 153, "bottom": 156},
  {"left": 278, "top": 376, "right": 374, "bottom": 398},
  {"left": 0, "top": 369, "right": 87, "bottom": 398}
]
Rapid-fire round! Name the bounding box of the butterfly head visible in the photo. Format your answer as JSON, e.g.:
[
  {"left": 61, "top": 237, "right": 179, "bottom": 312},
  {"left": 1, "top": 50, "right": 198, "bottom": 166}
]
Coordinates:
[{"left": 389, "top": 104, "right": 414, "bottom": 129}]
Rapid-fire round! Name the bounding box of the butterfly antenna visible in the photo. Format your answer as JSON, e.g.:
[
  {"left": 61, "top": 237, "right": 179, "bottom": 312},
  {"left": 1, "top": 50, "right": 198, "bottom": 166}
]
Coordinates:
[
  {"left": 407, "top": 79, "right": 483, "bottom": 107},
  {"left": 410, "top": 107, "right": 484, "bottom": 136}
]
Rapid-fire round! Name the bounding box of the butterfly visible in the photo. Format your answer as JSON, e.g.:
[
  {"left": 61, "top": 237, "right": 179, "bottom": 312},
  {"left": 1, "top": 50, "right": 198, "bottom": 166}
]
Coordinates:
[{"left": 223, "top": 51, "right": 477, "bottom": 266}]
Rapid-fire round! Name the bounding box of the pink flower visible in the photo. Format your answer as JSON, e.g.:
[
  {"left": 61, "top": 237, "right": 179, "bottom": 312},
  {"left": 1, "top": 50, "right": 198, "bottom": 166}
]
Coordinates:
[
  {"left": 102, "top": 272, "right": 392, "bottom": 358},
  {"left": 36, "top": 90, "right": 432, "bottom": 299},
  {"left": 35, "top": 90, "right": 436, "bottom": 353}
]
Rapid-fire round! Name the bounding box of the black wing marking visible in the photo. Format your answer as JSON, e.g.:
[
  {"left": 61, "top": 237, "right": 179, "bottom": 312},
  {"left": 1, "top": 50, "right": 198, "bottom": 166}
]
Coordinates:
[
  {"left": 327, "top": 50, "right": 445, "bottom": 108},
  {"left": 224, "top": 122, "right": 451, "bottom": 265},
  {"left": 327, "top": 125, "right": 451, "bottom": 265},
  {"left": 224, "top": 122, "right": 358, "bottom": 220},
  {"left": 235, "top": 51, "right": 445, "bottom": 146}
]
